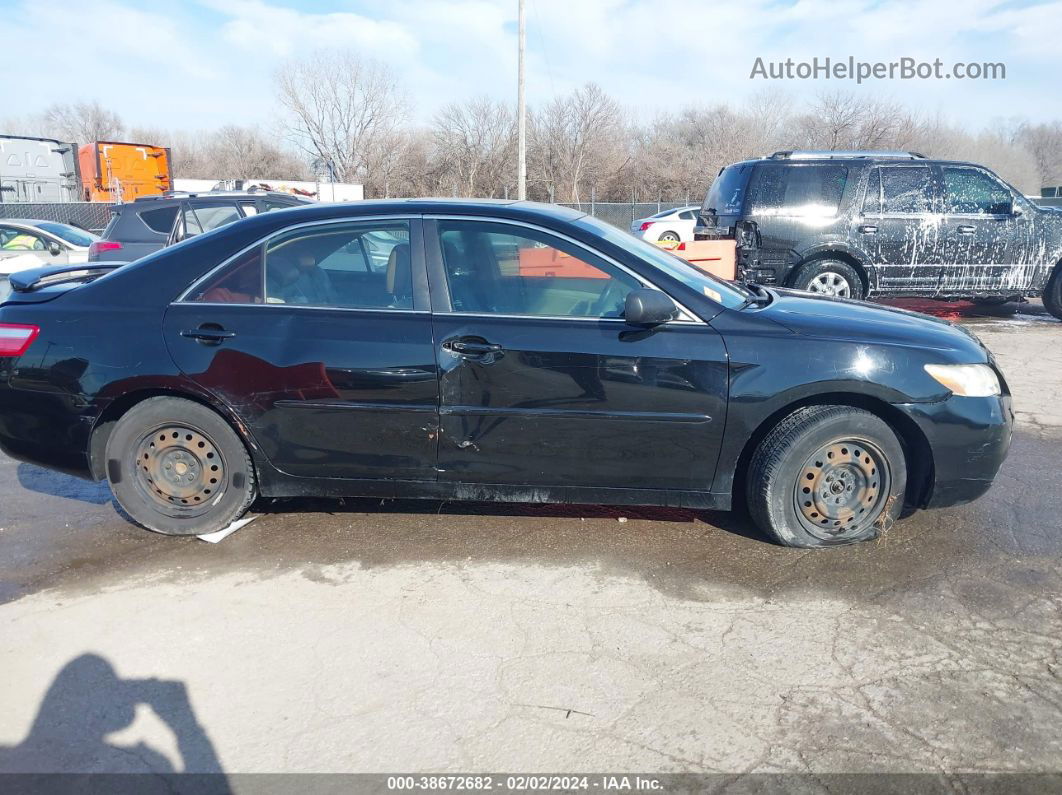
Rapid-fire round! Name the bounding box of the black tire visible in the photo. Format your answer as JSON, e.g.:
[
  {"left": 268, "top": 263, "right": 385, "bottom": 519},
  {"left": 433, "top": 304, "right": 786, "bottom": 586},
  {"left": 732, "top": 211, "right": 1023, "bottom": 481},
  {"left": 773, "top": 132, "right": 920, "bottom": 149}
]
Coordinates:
[
  {"left": 1043, "top": 265, "right": 1062, "bottom": 321},
  {"left": 789, "top": 259, "right": 865, "bottom": 300},
  {"left": 104, "top": 397, "right": 256, "bottom": 536},
  {"left": 657, "top": 230, "right": 681, "bottom": 243},
  {"left": 746, "top": 405, "right": 907, "bottom": 548}
]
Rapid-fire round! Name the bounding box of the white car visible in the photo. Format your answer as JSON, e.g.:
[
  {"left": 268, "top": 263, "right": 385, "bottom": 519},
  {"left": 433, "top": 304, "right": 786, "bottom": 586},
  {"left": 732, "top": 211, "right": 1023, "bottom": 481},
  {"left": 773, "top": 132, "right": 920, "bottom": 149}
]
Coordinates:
[
  {"left": 0, "top": 220, "right": 99, "bottom": 276},
  {"left": 629, "top": 206, "right": 700, "bottom": 243}
]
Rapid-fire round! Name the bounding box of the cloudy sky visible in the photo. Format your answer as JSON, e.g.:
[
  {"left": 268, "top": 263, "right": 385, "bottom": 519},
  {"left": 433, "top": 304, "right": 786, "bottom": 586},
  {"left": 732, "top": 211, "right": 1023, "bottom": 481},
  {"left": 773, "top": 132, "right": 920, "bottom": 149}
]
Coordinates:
[{"left": 6, "top": 0, "right": 1061, "bottom": 131}]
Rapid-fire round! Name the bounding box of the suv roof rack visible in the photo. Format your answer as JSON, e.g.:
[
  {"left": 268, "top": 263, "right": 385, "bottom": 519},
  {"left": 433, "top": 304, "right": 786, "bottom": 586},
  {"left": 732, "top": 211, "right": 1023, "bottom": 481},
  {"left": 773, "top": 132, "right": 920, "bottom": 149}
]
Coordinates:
[{"left": 769, "top": 150, "right": 927, "bottom": 160}]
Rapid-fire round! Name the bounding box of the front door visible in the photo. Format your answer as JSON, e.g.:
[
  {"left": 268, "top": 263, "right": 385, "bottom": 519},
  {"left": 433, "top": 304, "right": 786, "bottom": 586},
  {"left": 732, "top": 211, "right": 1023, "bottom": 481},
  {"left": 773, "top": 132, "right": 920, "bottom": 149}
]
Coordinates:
[
  {"left": 425, "top": 217, "right": 729, "bottom": 493},
  {"left": 164, "top": 217, "right": 439, "bottom": 480},
  {"left": 938, "top": 165, "right": 1032, "bottom": 293}
]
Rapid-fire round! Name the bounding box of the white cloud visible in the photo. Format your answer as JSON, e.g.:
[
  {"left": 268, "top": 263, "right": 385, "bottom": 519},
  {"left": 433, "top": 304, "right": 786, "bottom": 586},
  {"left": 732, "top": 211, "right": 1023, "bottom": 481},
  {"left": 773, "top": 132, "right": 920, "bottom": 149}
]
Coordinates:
[{"left": 2, "top": 0, "right": 1060, "bottom": 134}]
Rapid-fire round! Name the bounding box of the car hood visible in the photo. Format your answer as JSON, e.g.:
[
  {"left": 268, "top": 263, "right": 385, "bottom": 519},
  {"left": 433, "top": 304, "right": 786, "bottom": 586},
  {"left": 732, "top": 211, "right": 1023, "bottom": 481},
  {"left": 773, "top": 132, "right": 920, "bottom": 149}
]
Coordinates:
[{"left": 755, "top": 287, "right": 989, "bottom": 361}]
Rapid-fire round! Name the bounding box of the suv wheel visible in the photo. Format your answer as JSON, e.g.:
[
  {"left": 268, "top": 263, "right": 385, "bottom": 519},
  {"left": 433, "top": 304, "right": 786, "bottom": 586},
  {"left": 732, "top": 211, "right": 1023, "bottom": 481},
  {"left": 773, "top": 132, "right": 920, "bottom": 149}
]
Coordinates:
[
  {"left": 746, "top": 406, "right": 907, "bottom": 548},
  {"left": 790, "top": 259, "right": 864, "bottom": 299},
  {"left": 105, "top": 397, "right": 257, "bottom": 536},
  {"left": 1044, "top": 265, "right": 1062, "bottom": 321}
]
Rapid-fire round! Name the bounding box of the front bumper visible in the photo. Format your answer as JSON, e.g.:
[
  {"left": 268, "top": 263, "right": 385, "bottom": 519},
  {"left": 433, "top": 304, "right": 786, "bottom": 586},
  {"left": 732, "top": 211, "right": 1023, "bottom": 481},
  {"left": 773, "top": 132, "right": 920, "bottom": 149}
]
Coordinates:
[{"left": 894, "top": 393, "right": 1013, "bottom": 509}]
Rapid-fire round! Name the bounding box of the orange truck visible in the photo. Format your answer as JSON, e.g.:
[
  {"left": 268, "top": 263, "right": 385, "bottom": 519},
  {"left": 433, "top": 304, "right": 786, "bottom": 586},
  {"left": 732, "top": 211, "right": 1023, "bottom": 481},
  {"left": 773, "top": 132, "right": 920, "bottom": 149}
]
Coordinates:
[{"left": 78, "top": 141, "right": 172, "bottom": 202}]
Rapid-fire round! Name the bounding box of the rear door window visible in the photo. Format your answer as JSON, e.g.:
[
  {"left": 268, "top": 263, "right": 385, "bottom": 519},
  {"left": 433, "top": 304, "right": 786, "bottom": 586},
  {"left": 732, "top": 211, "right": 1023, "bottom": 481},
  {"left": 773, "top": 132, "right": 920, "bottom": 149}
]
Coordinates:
[
  {"left": 747, "top": 163, "right": 849, "bottom": 217},
  {"left": 184, "top": 204, "right": 242, "bottom": 238},
  {"left": 874, "top": 166, "right": 935, "bottom": 214}
]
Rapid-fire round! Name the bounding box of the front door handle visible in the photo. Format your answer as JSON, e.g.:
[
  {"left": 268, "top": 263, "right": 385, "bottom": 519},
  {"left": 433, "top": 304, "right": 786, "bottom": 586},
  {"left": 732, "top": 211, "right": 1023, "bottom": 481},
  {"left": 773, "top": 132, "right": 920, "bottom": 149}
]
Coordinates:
[
  {"left": 181, "top": 326, "right": 236, "bottom": 345},
  {"left": 957, "top": 225, "right": 976, "bottom": 235},
  {"left": 447, "top": 340, "right": 503, "bottom": 355},
  {"left": 443, "top": 338, "right": 504, "bottom": 360},
  {"left": 858, "top": 224, "right": 878, "bottom": 234}
]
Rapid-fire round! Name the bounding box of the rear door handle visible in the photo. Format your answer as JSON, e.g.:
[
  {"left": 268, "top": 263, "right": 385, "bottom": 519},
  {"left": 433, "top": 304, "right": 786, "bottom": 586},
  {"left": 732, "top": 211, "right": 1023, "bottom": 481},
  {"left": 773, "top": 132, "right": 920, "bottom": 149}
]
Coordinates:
[
  {"left": 181, "top": 327, "right": 236, "bottom": 345},
  {"left": 957, "top": 225, "right": 976, "bottom": 235},
  {"left": 858, "top": 224, "right": 878, "bottom": 234}
]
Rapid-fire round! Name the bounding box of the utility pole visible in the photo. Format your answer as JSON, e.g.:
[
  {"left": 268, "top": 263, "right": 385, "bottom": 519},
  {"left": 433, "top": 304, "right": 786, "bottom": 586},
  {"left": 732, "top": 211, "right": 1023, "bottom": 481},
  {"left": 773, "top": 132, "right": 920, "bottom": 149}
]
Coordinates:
[{"left": 517, "top": 0, "right": 527, "bottom": 200}]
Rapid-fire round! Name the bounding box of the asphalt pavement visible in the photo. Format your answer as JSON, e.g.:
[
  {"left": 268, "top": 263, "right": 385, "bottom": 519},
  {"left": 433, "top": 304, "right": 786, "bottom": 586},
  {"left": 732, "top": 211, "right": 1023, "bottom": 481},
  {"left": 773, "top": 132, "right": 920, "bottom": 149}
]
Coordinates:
[{"left": 1, "top": 299, "right": 1060, "bottom": 780}]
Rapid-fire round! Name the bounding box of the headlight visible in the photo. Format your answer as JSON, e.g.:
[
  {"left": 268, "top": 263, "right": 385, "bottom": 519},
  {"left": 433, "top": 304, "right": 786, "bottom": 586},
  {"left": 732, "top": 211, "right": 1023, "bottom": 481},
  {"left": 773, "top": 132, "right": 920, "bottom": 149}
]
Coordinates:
[{"left": 924, "top": 363, "right": 1001, "bottom": 397}]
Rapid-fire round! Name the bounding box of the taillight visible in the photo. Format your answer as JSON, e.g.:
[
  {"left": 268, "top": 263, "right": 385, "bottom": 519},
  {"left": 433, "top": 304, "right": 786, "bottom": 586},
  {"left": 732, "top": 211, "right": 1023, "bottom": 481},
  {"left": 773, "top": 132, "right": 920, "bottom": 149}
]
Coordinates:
[
  {"left": 89, "top": 241, "right": 122, "bottom": 258},
  {"left": 639, "top": 222, "right": 652, "bottom": 231},
  {"left": 0, "top": 324, "right": 40, "bottom": 357}
]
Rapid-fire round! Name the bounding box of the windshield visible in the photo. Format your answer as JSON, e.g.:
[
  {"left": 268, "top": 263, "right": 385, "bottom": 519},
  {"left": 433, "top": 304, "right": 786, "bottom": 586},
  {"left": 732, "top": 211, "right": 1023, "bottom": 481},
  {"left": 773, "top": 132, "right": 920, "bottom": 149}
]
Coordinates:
[
  {"left": 574, "top": 215, "right": 750, "bottom": 309},
  {"left": 36, "top": 223, "right": 99, "bottom": 247}
]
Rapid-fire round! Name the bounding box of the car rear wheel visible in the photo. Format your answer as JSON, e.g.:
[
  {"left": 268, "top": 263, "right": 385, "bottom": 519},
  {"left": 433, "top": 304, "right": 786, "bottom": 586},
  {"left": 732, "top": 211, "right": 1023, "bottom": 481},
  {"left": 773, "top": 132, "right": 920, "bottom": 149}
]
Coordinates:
[
  {"left": 746, "top": 405, "right": 907, "bottom": 548},
  {"left": 1044, "top": 265, "right": 1062, "bottom": 321},
  {"left": 790, "top": 259, "right": 864, "bottom": 300},
  {"left": 105, "top": 397, "right": 256, "bottom": 536},
  {"left": 657, "top": 231, "right": 681, "bottom": 243}
]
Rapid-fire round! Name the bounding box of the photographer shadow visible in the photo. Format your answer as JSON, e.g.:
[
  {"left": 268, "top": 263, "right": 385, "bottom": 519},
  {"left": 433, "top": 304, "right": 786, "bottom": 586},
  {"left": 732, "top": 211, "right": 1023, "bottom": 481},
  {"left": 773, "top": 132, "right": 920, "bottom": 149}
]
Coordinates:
[{"left": 0, "top": 653, "right": 228, "bottom": 786}]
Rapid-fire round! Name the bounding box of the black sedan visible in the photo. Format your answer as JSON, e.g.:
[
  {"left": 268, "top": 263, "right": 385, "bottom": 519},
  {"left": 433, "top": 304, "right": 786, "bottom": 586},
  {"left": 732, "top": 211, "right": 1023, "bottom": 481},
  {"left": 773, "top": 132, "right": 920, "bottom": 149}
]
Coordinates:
[{"left": 0, "top": 200, "right": 1013, "bottom": 547}]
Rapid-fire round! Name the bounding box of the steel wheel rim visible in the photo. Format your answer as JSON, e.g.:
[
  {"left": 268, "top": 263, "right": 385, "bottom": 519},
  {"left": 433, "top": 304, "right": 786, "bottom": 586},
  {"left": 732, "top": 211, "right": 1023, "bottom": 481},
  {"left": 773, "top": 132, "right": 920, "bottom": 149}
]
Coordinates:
[
  {"left": 808, "top": 271, "right": 851, "bottom": 297},
  {"left": 793, "top": 438, "right": 891, "bottom": 540},
  {"left": 133, "top": 424, "right": 226, "bottom": 516}
]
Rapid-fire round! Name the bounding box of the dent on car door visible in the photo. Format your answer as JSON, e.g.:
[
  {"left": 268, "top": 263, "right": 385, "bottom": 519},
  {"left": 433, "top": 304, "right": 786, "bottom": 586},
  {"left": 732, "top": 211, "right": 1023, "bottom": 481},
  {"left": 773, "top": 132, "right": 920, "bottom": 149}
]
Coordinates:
[
  {"left": 425, "top": 217, "right": 729, "bottom": 493},
  {"left": 163, "top": 216, "right": 440, "bottom": 480},
  {"left": 860, "top": 165, "right": 945, "bottom": 293}
]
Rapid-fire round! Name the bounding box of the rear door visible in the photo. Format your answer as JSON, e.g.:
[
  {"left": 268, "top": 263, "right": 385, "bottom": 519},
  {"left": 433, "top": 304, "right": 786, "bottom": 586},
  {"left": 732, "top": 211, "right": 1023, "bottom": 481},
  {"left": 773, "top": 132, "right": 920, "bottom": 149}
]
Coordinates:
[
  {"left": 425, "top": 216, "right": 728, "bottom": 493},
  {"left": 164, "top": 215, "right": 439, "bottom": 481},
  {"left": 859, "top": 164, "right": 946, "bottom": 293}
]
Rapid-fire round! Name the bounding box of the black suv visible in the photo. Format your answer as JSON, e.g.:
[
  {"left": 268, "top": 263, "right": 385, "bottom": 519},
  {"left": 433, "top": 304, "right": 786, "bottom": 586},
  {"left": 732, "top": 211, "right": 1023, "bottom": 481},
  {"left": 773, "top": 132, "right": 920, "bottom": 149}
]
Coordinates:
[
  {"left": 89, "top": 190, "right": 312, "bottom": 262},
  {"left": 694, "top": 151, "right": 1062, "bottom": 318}
]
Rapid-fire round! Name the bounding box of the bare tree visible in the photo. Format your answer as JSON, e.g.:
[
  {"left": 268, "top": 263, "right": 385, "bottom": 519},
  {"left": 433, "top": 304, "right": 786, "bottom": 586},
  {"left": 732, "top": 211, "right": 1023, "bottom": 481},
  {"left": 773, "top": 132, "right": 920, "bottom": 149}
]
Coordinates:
[
  {"left": 432, "top": 97, "right": 516, "bottom": 197},
  {"left": 1015, "top": 122, "right": 1062, "bottom": 191},
  {"left": 789, "top": 91, "right": 917, "bottom": 151},
  {"left": 42, "top": 101, "right": 124, "bottom": 142},
  {"left": 275, "top": 50, "right": 407, "bottom": 192},
  {"left": 530, "top": 83, "right": 624, "bottom": 203}
]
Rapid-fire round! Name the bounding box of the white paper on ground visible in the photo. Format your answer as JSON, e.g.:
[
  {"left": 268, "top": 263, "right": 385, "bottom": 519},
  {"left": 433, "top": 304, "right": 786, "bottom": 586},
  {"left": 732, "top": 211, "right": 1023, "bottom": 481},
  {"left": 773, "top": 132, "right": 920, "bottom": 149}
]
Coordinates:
[{"left": 197, "top": 515, "right": 258, "bottom": 543}]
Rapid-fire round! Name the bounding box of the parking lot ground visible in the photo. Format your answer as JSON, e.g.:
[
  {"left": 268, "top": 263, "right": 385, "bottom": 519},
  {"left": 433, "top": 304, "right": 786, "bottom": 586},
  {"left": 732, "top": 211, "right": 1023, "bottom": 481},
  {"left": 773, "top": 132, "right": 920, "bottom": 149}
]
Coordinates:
[{"left": 1, "top": 299, "right": 1061, "bottom": 777}]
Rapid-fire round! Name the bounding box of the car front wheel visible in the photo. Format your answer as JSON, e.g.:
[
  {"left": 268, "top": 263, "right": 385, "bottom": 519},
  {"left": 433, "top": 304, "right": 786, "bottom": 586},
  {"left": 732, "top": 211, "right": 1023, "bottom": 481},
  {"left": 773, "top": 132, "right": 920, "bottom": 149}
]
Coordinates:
[
  {"left": 104, "top": 397, "right": 257, "bottom": 535},
  {"left": 746, "top": 405, "right": 907, "bottom": 548},
  {"left": 790, "top": 259, "right": 864, "bottom": 300}
]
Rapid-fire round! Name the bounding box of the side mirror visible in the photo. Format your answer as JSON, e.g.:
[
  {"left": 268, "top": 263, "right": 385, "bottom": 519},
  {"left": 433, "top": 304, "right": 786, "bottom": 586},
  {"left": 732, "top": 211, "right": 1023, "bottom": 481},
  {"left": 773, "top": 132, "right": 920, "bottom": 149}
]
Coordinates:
[
  {"left": 624, "top": 288, "right": 679, "bottom": 326},
  {"left": 47, "top": 241, "right": 62, "bottom": 256}
]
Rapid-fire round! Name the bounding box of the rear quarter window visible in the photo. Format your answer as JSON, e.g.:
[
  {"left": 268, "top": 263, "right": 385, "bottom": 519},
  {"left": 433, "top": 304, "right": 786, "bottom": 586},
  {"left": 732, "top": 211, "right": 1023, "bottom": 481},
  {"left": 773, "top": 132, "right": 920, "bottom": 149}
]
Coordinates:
[
  {"left": 138, "top": 206, "right": 179, "bottom": 235},
  {"left": 747, "top": 163, "right": 849, "bottom": 217}
]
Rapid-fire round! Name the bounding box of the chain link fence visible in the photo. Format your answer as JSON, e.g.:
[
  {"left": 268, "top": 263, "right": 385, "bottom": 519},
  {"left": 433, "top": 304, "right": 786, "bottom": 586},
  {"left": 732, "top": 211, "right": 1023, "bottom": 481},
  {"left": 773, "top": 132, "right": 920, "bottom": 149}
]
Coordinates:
[
  {"left": 0, "top": 202, "right": 113, "bottom": 233},
  {"left": 556, "top": 201, "right": 695, "bottom": 229}
]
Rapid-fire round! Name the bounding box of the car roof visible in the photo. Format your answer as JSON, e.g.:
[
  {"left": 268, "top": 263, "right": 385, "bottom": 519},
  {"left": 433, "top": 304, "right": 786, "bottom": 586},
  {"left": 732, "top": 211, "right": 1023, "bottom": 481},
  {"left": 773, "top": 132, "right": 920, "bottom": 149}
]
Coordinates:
[
  {"left": 0, "top": 219, "right": 80, "bottom": 232},
  {"left": 722, "top": 155, "right": 995, "bottom": 171},
  {"left": 235, "top": 198, "right": 588, "bottom": 223}
]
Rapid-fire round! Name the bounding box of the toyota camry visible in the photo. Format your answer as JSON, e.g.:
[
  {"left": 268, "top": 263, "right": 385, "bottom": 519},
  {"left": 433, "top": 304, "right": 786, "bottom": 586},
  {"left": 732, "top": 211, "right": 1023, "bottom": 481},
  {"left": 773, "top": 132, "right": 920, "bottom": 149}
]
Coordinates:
[{"left": 0, "top": 200, "right": 1012, "bottom": 547}]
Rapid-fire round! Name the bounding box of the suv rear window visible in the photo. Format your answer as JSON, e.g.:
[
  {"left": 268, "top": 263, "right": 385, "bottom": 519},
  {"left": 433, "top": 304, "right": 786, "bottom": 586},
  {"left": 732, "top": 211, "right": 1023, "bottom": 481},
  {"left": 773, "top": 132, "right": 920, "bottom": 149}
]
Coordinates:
[
  {"left": 747, "top": 163, "right": 848, "bottom": 217},
  {"left": 702, "top": 163, "right": 752, "bottom": 217},
  {"left": 139, "top": 206, "right": 179, "bottom": 234}
]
